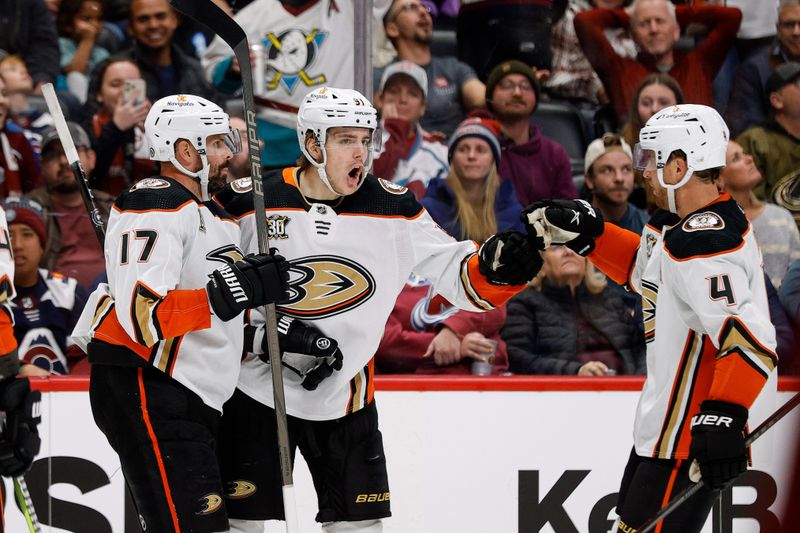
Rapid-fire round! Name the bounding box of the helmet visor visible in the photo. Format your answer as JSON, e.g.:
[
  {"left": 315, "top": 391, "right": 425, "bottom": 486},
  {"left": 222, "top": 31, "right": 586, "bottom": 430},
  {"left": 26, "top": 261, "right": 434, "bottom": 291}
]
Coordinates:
[{"left": 632, "top": 144, "right": 658, "bottom": 171}]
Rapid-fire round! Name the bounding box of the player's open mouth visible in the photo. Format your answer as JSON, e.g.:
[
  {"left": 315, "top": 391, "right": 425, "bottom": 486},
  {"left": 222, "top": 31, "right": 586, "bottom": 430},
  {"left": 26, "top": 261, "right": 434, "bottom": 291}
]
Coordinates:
[{"left": 348, "top": 166, "right": 362, "bottom": 185}]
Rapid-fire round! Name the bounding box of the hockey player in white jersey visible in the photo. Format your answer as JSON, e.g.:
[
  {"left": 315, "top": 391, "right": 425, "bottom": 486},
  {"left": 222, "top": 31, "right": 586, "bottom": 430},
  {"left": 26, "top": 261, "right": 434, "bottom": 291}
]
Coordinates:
[
  {"left": 79, "top": 94, "right": 291, "bottom": 533},
  {"left": 213, "top": 87, "right": 544, "bottom": 532},
  {"left": 522, "top": 104, "right": 778, "bottom": 532}
]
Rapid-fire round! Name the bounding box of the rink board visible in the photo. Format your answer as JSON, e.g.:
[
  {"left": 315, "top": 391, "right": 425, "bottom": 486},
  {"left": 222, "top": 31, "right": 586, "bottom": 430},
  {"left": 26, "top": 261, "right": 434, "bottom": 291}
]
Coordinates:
[{"left": 2, "top": 376, "right": 797, "bottom": 532}]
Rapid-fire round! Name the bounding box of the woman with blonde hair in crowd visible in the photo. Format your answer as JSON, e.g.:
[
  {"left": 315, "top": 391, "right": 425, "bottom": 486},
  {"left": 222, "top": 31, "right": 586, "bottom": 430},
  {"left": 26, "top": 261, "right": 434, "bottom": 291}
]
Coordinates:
[
  {"left": 501, "top": 245, "right": 646, "bottom": 376},
  {"left": 422, "top": 117, "right": 524, "bottom": 242}
]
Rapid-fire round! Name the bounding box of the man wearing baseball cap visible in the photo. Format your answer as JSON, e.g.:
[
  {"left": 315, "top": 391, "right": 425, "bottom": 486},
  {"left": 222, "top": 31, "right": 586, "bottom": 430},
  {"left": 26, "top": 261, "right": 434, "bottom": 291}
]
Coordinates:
[
  {"left": 738, "top": 61, "right": 800, "bottom": 201},
  {"left": 374, "top": 60, "right": 449, "bottom": 199},
  {"left": 25, "top": 121, "right": 113, "bottom": 288},
  {"left": 485, "top": 59, "right": 576, "bottom": 207},
  {"left": 584, "top": 132, "right": 649, "bottom": 235}
]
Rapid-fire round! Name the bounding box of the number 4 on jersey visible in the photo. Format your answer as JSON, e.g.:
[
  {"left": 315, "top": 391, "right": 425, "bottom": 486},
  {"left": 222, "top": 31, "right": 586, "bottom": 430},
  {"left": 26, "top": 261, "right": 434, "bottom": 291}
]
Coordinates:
[
  {"left": 120, "top": 230, "right": 158, "bottom": 264},
  {"left": 707, "top": 274, "right": 736, "bottom": 306}
]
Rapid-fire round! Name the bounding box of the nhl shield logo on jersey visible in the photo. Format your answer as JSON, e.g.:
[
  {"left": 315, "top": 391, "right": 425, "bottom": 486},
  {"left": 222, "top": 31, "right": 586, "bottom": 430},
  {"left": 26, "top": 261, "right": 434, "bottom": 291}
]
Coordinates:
[
  {"left": 683, "top": 212, "right": 725, "bottom": 232},
  {"left": 131, "top": 178, "right": 171, "bottom": 191},
  {"left": 268, "top": 214, "right": 290, "bottom": 239},
  {"left": 231, "top": 177, "right": 253, "bottom": 193},
  {"left": 379, "top": 178, "right": 407, "bottom": 195},
  {"left": 278, "top": 255, "right": 375, "bottom": 319}
]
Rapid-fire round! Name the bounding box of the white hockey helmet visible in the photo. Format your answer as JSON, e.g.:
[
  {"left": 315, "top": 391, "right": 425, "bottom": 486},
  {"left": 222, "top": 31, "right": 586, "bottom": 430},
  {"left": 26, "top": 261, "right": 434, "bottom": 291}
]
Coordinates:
[
  {"left": 633, "top": 104, "right": 729, "bottom": 213},
  {"left": 296, "top": 87, "right": 379, "bottom": 195},
  {"left": 145, "top": 94, "right": 240, "bottom": 200}
]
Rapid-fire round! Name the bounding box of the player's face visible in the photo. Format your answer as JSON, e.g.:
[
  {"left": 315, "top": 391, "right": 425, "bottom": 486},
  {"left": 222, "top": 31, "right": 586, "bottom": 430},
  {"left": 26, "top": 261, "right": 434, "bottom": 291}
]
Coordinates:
[
  {"left": 778, "top": 5, "right": 800, "bottom": 58},
  {"left": 542, "top": 245, "right": 586, "bottom": 287},
  {"left": 42, "top": 142, "right": 94, "bottom": 194},
  {"left": 380, "top": 76, "right": 426, "bottom": 125},
  {"left": 451, "top": 137, "right": 494, "bottom": 183},
  {"left": 9, "top": 224, "right": 43, "bottom": 280},
  {"left": 587, "top": 151, "right": 634, "bottom": 207},
  {"left": 719, "top": 141, "right": 762, "bottom": 193},
  {"left": 97, "top": 61, "right": 142, "bottom": 114},
  {"left": 642, "top": 154, "right": 683, "bottom": 209},
  {"left": 129, "top": 0, "right": 178, "bottom": 50},
  {"left": 323, "top": 127, "right": 373, "bottom": 196},
  {"left": 631, "top": 0, "right": 679, "bottom": 58},
  {"left": 224, "top": 117, "right": 259, "bottom": 183},
  {"left": 205, "top": 132, "right": 234, "bottom": 192},
  {"left": 491, "top": 73, "right": 536, "bottom": 118},
  {"left": 0, "top": 58, "right": 33, "bottom": 94},
  {"left": 637, "top": 83, "right": 677, "bottom": 124}
]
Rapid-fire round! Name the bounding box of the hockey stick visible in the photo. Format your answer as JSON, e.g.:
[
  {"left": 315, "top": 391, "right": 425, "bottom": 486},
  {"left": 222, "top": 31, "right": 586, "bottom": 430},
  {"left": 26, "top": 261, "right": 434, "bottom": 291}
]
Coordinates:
[
  {"left": 168, "top": 2, "right": 299, "bottom": 531},
  {"left": 41, "top": 84, "right": 106, "bottom": 247},
  {"left": 637, "top": 391, "right": 800, "bottom": 533},
  {"left": 13, "top": 476, "right": 40, "bottom": 533}
]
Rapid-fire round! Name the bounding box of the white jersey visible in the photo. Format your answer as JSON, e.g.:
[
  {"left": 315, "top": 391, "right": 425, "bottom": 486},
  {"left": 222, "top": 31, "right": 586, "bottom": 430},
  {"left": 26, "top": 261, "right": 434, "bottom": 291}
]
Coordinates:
[
  {"left": 216, "top": 171, "right": 522, "bottom": 420},
  {"left": 0, "top": 206, "right": 15, "bottom": 358},
  {"left": 606, "top": 197, "right": 778, "bottom": 460},
  {"left": 75, "top": 178, "right": 246, "bottom": 412},
  {"left": 202, "top": 0, "right": 390, "bottom": 129}
]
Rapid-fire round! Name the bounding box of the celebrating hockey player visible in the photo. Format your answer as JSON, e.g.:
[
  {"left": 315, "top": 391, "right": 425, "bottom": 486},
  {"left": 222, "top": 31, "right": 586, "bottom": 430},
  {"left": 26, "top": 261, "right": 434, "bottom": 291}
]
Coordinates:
[
  {"left": 213, "top": 87, "right": 544, "bottom": 532},
  {"left": 77, "top": 94, "right": 291, "bottom": 533},
  {"left": 522, "top": 104, "right": 777, "bottom": 533}
]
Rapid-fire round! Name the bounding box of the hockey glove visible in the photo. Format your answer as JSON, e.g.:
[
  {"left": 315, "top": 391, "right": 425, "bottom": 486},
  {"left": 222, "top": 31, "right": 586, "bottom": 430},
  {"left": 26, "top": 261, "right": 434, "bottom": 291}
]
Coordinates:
[
  {"left": 689, "top": 400, "right": 748, "bottom": 490},
  {"left": 207, "top": 250, "right": 290, "bottom": 321},
  {"left": 0, "top": 378, "right": 41, "bottom": 477},
  {"left": 261, "top": 315, "right": 344, "bottom": 391},
  {"left": 521, "top": 199, "right": 605, "bottom": 256},
  {"left": 478, "top": 231, "right": 543, "bottom": 286}
]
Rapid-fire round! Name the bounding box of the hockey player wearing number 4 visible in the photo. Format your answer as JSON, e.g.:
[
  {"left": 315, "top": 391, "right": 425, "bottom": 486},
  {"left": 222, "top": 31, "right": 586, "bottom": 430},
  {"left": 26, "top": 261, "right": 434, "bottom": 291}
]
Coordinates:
[
  {"left": 75, "top": 94, "right": 291, "bottom": 533},
  {"left": 213, "top": 86, "right": 544, "bottom": 533},
  {"left": 522, "top": 104, "right": 778, "bottom": 533}
]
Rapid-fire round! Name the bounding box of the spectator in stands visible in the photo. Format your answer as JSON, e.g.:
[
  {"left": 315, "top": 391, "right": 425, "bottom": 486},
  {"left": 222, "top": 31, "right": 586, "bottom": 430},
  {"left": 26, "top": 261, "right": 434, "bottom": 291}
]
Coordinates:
[
  {"left": 0, "top": 74, "right": 42, "bottom": 198},
  {"left": 727, "top": 0, "right": 800, "bottom": 137},
  {"left": 4, "top": 197, "right": 89, "bottom": 376},
  {"left": 0, "top": 0, "right": 60, "bottom": 90},
  {"left": 83, "top": 57, "right": 153, "bottom": 196},
  {"left": 422, "top": 117, "right": 524, "bottom": 242},
  {"left": 738, "top": 62, "right": 800, "bottom": 200},
  {"left": 56, "top": 0, "right": 110, "bottom": 103},
  {"left": 26, "top": 122, "right": 112, "bottom": 289},
  {"left": 374, "top": 60, "right": 449, "bottom": 199},
  {"left": 584, "top": 133, "right": 649, "bottom": 234},
  {"left": 575, "top": 0, "right": 741, "bottom": 125},
  {"left": 546, "top": 0, "right": 636, "bottom": 105},
  {"left": 204, "top": 0, "right": 390, "bottom": 168},
  {"left": 485, "top": 60, "right": 576, "bottom": 206},
  {"left": 780, "top": 259, "right": 800, "bottom": 333},
  {"left": 502, "top": 244, "right": 646, "bottom": 375},
  {"left": 376, "top": 274, "right": 509, "bottom": 374},
  {"left": 718, "top": 140, "right": 800, "bottom": 288},
  {"left": 0, "top": 54, "right": 53, "bottom": 149},
  {"left": 620, "top": 73, "right": 684, "bottom": 209},
  {"left": 379, "top": 0, "right": 485, "bottom": 136},
  {"left": 121, "top": 0, "right": 218, "bottom": 102}
]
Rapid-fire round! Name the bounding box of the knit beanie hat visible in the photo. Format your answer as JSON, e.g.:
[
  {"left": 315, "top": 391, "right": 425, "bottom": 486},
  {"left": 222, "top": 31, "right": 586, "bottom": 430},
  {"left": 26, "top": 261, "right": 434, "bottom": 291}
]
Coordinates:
[
  {"left": 447, "top": 117, "right": 502, "bottom": 164},
  {"left": 485, "top": 59, "right": 540, "bottom": 113},
  {"left": 2, "top": 197, "right": 46, "bottom": 247}
]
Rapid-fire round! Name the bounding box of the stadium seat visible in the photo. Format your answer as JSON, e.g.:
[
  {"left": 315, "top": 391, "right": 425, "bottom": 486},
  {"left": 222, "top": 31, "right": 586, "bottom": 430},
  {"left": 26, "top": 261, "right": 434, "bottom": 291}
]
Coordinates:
[{"left": 532, "top": 100, "right": 589, "bottom": 178}]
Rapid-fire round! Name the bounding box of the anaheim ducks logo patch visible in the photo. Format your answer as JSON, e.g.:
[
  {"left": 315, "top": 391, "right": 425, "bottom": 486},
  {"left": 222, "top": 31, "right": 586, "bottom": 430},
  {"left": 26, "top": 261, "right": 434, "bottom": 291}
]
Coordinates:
[
  {"left": 231, "top": 177, "right": 252, "bottom": 193},
  {"left": 206, "top": 244, "right": 244, "bottom": 265},
  {"left": 683, "top": 212, "right": 724, "bottom": 232},
  {"left": 225, "top": 480, "right": 257, "bottom": 499},
  {"left": 379, "top": 178, "right": 407, "bottom": 195},
  {"left": 131, "top": 178, "right": 170, "bottom": 191},
  {"left": 278, "top": 255, "right": 375, "bottom": 318},
  {"left": 196, "top": 493, "right": 223, "bottom": 515}
]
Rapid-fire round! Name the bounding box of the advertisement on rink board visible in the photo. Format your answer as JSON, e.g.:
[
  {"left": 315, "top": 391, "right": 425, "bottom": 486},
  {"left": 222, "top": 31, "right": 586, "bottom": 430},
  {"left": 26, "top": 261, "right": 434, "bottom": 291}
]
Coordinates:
[{"left": 1, "top": 378, "right": 797, "bottom": 532}]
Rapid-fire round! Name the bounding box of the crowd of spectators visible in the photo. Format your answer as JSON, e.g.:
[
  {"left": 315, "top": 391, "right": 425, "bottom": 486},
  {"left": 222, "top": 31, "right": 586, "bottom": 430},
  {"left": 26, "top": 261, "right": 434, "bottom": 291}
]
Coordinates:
[{"left": 0, "top": 0, "right": 797, "bottom": 377}]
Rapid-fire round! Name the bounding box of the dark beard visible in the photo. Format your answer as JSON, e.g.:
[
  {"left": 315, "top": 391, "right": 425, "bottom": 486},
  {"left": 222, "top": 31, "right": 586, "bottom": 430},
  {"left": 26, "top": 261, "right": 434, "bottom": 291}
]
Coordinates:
[
  {"left": 207, "top": 174, "right": 228, "bottom": 196},
  {"left": 50, "top": 181, "right": 80, "bottom": 195}
]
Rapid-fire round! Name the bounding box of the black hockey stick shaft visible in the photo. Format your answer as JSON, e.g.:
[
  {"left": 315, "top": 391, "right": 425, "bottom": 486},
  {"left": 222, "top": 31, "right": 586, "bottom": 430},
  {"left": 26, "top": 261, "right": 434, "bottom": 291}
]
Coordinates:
[
  {"left": 638, "top": 391, "right": 800, "bottom": 533},
  {"left": 168, "top": 2, "right": 298, "bottom": 530},
  {"left": 41, "top": 84, "right": 106, "bottom": 247}
]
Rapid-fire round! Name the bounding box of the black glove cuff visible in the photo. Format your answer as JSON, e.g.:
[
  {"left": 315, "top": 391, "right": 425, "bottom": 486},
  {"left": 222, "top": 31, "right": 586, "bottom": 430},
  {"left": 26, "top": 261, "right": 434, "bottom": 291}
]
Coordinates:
[{"left": 700, "top": 400, "right": 748, "bottom": 422}]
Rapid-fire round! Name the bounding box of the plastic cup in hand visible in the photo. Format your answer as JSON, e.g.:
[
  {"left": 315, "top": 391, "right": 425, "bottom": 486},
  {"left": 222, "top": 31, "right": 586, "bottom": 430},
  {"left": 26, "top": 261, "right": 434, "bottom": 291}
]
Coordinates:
[{"left": 471, "top": 339, "right": 498, "bottom": 376}]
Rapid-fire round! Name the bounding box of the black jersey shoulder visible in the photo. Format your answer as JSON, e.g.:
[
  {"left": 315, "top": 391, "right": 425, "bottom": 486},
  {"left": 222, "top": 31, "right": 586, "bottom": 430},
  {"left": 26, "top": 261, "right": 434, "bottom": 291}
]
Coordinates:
[
  {"left": 339, "top": 174, "right": 424, "bottom": 218},
  {"left": 215, "top": 170, "right": 307, "bottom": 217},
  {"left": 114, "top": 177, "right": 198, "bottom": 212},
  {"left": 646, "top": 209, "right": 681, "bottom": 232},
  {"left": 664, "top": 198, "right": 748, "bottom": 260}
]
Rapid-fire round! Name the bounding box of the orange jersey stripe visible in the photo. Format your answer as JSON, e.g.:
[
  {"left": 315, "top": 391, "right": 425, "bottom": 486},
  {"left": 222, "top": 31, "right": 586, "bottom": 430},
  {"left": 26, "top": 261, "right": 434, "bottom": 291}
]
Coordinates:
[
  {"left": 137, "top": 369, "right": 181, "bottom": 532},
  {"left": 709, "top": 354, "right": 769, "bottom": 409},
  {"left": 464, "top": 253, "right": 527, "bottom": 308},
  {"left": 588, "top": 222, "right": 640, "bottom": 286},
  {"left": 366, "top": 359, "right": 376, "bottom": 405},
  {"left": 154, "top": 289, "right": 212, "bottom": 339},
  {"left": 93, "top": 306, "right": 152, "bottom": 360},
  {"left": 0, "top": 309, "right": 17, "bottom": 355}
]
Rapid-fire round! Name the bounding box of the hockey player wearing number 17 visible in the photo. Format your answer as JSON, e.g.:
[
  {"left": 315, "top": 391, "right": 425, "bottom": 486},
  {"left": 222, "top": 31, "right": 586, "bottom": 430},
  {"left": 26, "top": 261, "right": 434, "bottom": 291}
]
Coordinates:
[
  {"left": 213, "top": 86, "right": 544, "bottom": 533},
  {"left": 522, "top": 104, "right": 777, "bottom": 533}
]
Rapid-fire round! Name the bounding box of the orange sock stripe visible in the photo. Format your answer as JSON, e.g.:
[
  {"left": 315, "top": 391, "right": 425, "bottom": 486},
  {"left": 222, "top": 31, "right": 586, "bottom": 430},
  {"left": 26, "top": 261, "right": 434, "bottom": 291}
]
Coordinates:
[
  {"left": 137, "top": 369, "right": 181, "bottom": 532},
  {"left": 655, "top": 460, "right": 682, "bottom": 533}
]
